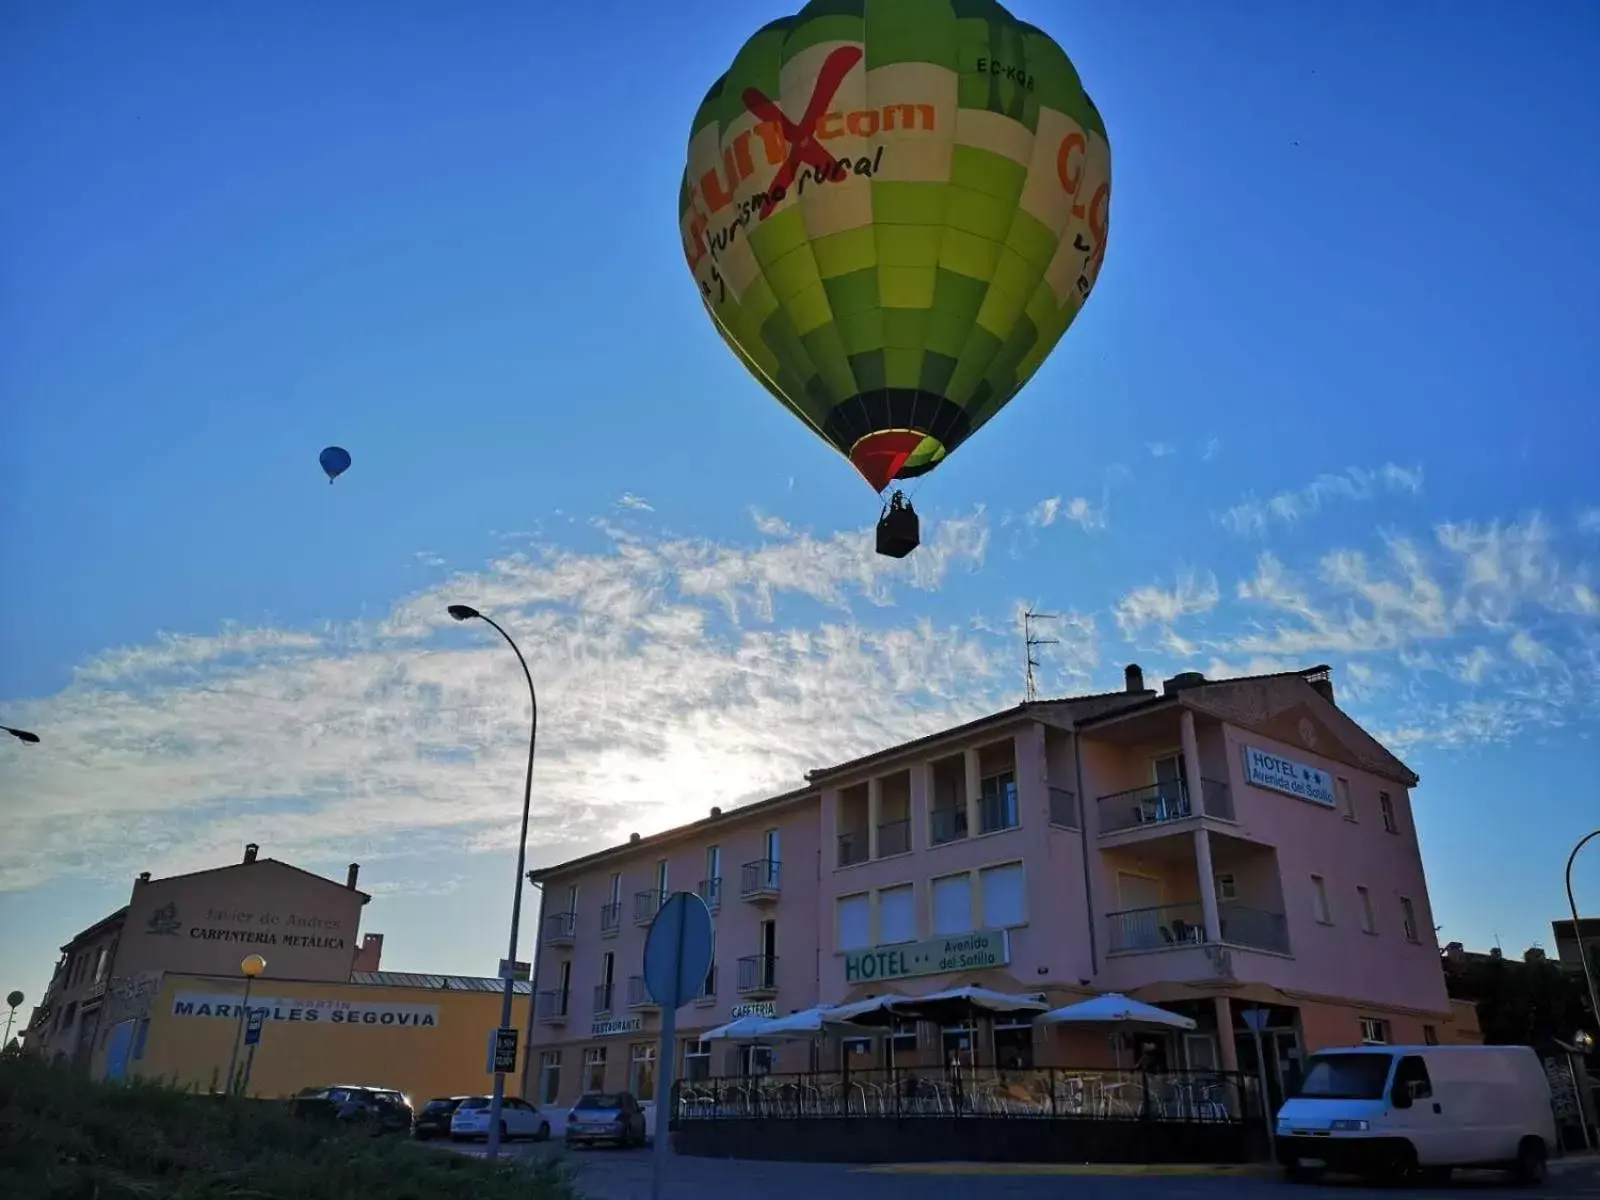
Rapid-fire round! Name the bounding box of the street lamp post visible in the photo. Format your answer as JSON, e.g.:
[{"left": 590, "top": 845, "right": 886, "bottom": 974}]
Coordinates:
[
  {"left": 224, "top": 954, "right": 267, "bottom": 1096},
  {"left": 2, "top": 726, "right": 39, "bottom": 744},
  {"left": 1566, "top": 830, "right": 1600, "bottom": 1042},
  {"left": 447, "top": 603, "right": 538, "bottom": 1162}
]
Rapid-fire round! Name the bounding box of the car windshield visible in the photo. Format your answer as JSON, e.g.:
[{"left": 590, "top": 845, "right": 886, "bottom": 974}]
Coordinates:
[
  {"left": 576, "top": 1094, "right": 622, "bottom": 1110},
  {"left": 1297, "top": 1053, "right": 1394, "bottom": 1100},
  {"left": 458, "top": 1097, "right": 491, "bottom": 1109},
  {"left": 422, "top": 1099, "right": 459, "bottom": 1113}
]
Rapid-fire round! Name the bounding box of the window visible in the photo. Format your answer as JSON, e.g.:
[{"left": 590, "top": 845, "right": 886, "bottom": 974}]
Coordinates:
[
  {"left": 1400, "top": 897, "right": 1419, "bottom": 943},
  {"left": 1152, "top": 752, "right": 1188, "bottom": 804},
  {"left": 979, "top": 770, "right": 1019, "bottom": 832},
  {"left": 704, "top": 845, "right": 722, "bottom": 908},
  {"left": 608, "top": 872, "right": 621, "bottom": 904},
  {"left": 557, "top": 959, "right": 572, "bottom": 997},
  {"left": 931, "top": 873, "right": 974, "bottom": 935},
  {"left": 683, "top": 1039, "right": 711, "bottom": 1082},
  {"left": 655, "top": 859, "right": 669, "bottom": 894},
  {"left": 1214, "top": 873, "right": 1238, "bottom": 903},
  {"left": 1422, "top": 1024, "right": 1438, "bottom": 1046},
  {"left": 890, "top": 1017, "right": 918, "bottom": 1056},
  {"left": 837, "top": 893, "right": 871, "bottom": 951},
  {"left": 1379, "top": 792, "right": 1397, "bottom": 834},
  {"left": 1310, "top": 875, "right": 1332, "bottom": 924},
  {"left": 878, "top": 884, "right": 916, "bottom": 944},
  {"left": 741, "top": 1044, "right": 773, "bottom": 1076},
  {"left": 630, "top": 1042, "right": 657, "bottom": 1102},
  {"left": 1393, "top": 1053, "right": 1431, "bottom": 1099},
  {"left": 979, "top": 863, "right": 1027, "bottom": 928},
  {"left": 564, "top": 883, "right": 578, "bottom": 914},
  {"left": 1336, "top": 777, "right": 1355, "bottom": 820},
  {"left": 93, "top": 947, "right": 109, "bottom": 984},
  {"left": 1357, "top": 886, "right": 1376, "bottom": 933},
  {"left": 764, "top": 828, "right": 780, "bottom": 864},
  {"left": 1359, "top": 1016, "right": 1389, "bottom": 1044},
  {"left": 539, "top": 1051, "right": 561, "bottom": 1105},
  {"left": 582, "top": 1047, "right": 607, "bottom": 1093},
  {"left": 840, "top": 1036, "right": 873, "bottom": 1063}
]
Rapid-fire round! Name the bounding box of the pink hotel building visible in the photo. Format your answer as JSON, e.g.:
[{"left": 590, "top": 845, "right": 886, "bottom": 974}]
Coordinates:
[{"left": 524, "top": 664, "right": 1474, "bottom": 1110}]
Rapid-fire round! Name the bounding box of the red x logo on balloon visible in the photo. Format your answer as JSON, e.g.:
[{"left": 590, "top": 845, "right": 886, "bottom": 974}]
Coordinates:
[{"left": 742, "top": 46, "right": 863, "bottom": 221}]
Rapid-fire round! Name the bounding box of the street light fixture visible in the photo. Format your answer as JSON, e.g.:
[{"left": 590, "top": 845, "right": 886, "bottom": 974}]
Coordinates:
[
  {"left": 225, "top": 954, "right": 267, "bottom": 1095},
  {"left": 2, "top": 726, "right": 39, "bottom": 744},
  {"left": 3, "top": 990, "right": 23, "bottom": 1048},
  {"left": 448, "top": 602, "right": 539, "bottom": 1161},
  {"left": 1566, "top": 831, "right": 1600, "bottom": 1043}
]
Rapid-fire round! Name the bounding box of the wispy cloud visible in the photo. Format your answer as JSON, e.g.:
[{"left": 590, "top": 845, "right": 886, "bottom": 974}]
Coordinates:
[
  {"left": 616, "top": 493, "right": 654, "bottom": 512},
  {"left": 1220, "top": 464, "right": 1424, "bottom": 538},
  {"left": 1114, "top": 570, "right": 1220, "bottom": 655},
  {"left": 1146, "top": 441, "right": 1176, "bottom": 458},
  {"left": 1027, "top": 495, "right": 1107, "bottom": 533},
  {"left": 1200, "top": 437, "right": 1221, "bottom": 462},
  {"left": 1576, "top": 508, "right": 1600, "bottom": 535}
]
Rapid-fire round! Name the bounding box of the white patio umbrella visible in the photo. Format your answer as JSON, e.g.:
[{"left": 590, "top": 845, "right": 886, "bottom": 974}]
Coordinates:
[
  {"left": 759, "top": 1004, "right": 873, "bottom": 1038},
  {"left": 1035, "top": 992, "right": 1196, "bottom": 1032},
  {"left": 699, "top": 1014, "right": 778, "bottom": 1041}
]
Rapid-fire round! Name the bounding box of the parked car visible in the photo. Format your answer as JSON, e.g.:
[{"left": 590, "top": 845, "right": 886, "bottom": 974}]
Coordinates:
[
  {"left": 449, "top": 1095, "right": 551, "bottom": 1142},
  {"left": 412, "top": 1095, "right": 472, "bottom": 1140},
  {"left": 289, "top": 1085, "right": 413, "bottom": 1135},
  {"left": 565, "top": 1091, "right": 647, "bottom": 1148}
]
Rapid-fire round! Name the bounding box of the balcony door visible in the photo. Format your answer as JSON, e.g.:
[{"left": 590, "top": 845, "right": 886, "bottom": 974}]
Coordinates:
[
  {"left": 1152, "top": 753, "right": 1189, "bottom": 817},
  {"left": 1116, "top": 872, "right": 1164, "bottom": 951}
]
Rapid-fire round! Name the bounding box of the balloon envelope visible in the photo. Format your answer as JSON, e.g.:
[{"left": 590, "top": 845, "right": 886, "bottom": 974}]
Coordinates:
[
  {"left": 319, "top": 446, "right": 352, "bottom": 481},
  {"left": 680, "top": 0, "right": 1111, "bottom": 493}
]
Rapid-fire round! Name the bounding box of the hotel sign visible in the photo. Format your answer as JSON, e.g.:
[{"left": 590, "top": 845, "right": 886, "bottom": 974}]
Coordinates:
[
  {"left": 843, "top": 930, "right": 1010, "bottom": 984},
  {"left": 730, "top": 1001, "right": 776, "bottom": 1019},
  {"left": 1242, "top": 745, "right": 1334, "bottom": 808},
  {"left": 172, "top": 993, "right": 439, "bottom": 1027},
  {"left": 591, "top": 1016, "right": 643, "bottom": 1038}
]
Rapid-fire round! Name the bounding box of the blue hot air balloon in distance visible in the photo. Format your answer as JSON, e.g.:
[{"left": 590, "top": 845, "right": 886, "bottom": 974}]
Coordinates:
[{"left": 319, "top": 446, "right": 352, "bottom": 483}]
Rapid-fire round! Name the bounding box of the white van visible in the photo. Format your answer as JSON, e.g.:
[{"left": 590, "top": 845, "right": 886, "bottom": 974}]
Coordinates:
[{"left": 1275, "top": 1044, "right": 1557, "bottom": 1184}]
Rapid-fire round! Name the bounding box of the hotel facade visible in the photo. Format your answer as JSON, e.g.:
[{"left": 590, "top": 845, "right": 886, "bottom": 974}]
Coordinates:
[{"left": 524, "top": 664, "right": 1475, "bottom": 1111}]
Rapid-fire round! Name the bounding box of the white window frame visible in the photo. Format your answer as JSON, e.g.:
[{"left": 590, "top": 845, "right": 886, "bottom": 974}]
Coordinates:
[
  {"left": 1359, "top": 1017, "right": 1389, "bottom": 1045},
  {"left": 629, "top": 1041, "right": 657, "bottom": 1102},
  {"left": 1310, "top": 874, "right": 1332, "bottom": 925},
  {"left": 655, "top": 859, "right": 669, "bottom": 894},
  {"left": 538, "top": 1050, "right": 561, "bottom": 1105},
  {"left": 1336, "top": 777, "right": 1356, "bottom": 821},
  {"left": 1400, "top": 896, "right": 1419, "bottom": 943},
  {"left": 582, "top": 1046, "right": 607, "bottom": 1093},
  {"left": 1357, "top": 886, "right": 1376, "bottom": 934},
  {"left": 608, "top": 872, "right": 621, "bottom": 905},
  {"left": 1379, "top": 792, "right": 1397, "bottom": 834},
  {"left": 683, "top": 1038, "right": 712, "bottom": 1081},
  {"left": 1214, "top": 872, "right": 1238, "bottom": 902}
]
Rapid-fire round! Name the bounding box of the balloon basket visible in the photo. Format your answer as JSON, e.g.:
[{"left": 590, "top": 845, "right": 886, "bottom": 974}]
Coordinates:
[{"left": 875, "top": 495, "right": 920, "bottom": 559}]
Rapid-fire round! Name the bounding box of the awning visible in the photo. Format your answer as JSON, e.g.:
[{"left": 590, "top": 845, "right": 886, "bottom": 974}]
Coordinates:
[
  {"left": 1036, "top": 992, "right": 1196, "bottom": 1032},
  {"left": 698, "top": 1015, "right": 777, "bottom": 1042},
  {"left": 825, "top": 986, "right": 1048, "bottom": 1028}
]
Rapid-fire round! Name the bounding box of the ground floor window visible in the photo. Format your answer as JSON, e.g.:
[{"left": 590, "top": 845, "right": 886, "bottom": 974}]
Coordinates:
[
  {"left": 1422, "top": 1024, "right": 1438, "bottom": 1045},
  {"left": 582, "top": 1046, "right": 607, "bottom": 1093},
  {"left": 993, "top": 1021, "right": 1034, "bottom": 1070},
  {"left": 683, "top": 1038, "right": 711, "bottom": 1082},
  {"left": 538, "top": 1050, "right": 561, "bottom": 1105},
  {"left": 1359, "top": 1017, "right": 1390, "bottom": 1045},
  {"left": 740, "top": 1044, "right": 772, "bottom": 1076},
  {"left": 630, "top": 1043, "right": 657, "bottom": 1101},
  {"left": 840, "top": 1036, "right": 872, "bottom": 1067},
  {"left": 941, "top": 1024, "right": 975, "bottom": 1067}
]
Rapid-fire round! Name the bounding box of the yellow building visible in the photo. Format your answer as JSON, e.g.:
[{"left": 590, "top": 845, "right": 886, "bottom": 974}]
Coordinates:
[{"left": 103, "top": 970, "right": 532, "bottom": 1106}]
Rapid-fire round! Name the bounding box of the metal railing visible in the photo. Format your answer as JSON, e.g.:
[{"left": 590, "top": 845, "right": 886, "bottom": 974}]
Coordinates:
[
  {"left": 877, "top": 818, "right": 911, "bottom": 857},
  {"left": 930, "top": 806, "right": 967, "bottom": 845},
  {"left": 699, "top": 877, "right": 722, "bottom": 910},
  {"left": 1048, "top": 787, "right": 1079, "bottom": 829},
  {"left": 736, "top": 954, "right": 778, "bottom": 994},
  {"left": 600, "top": 902, "right": 621, "bottom": 935},
  {"left": 593, "top": 982, "right": 614, "bottom": 1014},
  {"left": 1106, "top": 901, "right": 1290, "bottom": 956},
  {"left": 1097, "top": 781, "right": 1192, "bottom": 834},
  {"left": 544, "top": 910, "right": 576, "bottom": 943},
  {"left": 535, "top": 989, "right": 569, "bottom": 1023},
  {"left": 740, "top": 859, "right": 781, "bottom": 898},
  {"left": 978, "top": 791, "right": 1019, "bottom": 834},
  {"left": 838, "top": 830, "right": 868, "bottom": 868},
  {"left": 671, "top": 1065, "right": 1259, "bottom": 1123},
  {"left": 628, "top": 975, "right": 658, "bottom": 1009},
  {"left": 634, "top": 890, "right": 664, "bottom": 925}
]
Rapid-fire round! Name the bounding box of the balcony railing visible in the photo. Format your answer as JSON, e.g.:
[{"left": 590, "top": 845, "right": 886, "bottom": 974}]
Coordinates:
[
  {"left": 634, "top": 890, "right": 664, "bottom": 925},
  {"left": 698, "top": 876, "right": 722, "bottom": 910},
  {"left": 740, "top": 859, "right": 781, "bottom": 900},
  {"left": 737, "top": 954, "right": 778, "bottom": 996},
  {"left": 628, "top": 975, "right": 658, "bottom": 1010},
  {"left": 593, "top": 982, "right": 615, "bottom": 1014},
  {"left": 535, "top": 989, "right": 570, "bottom": 1024},
  {"left": 1048, "top": 787, "right": 1079, "bottom": 829},
  {"left": 1097, "top": 781, "right": 1192, "bottom": 834},
  {"left": 930, "top": 806, "right": 967, "bottom": 845},
  {"left": 877, "top": 818, "right": 910, "bottom": 857},
  {"left": 978, "top": 791, "right": 1019, "bottom": 834},
  {"left": 1106, "top": 901, "right": 1291, "bottom": 956},
  {"left": 600, "top": 902, "right": 621, "bottom": 935},
  {"left": 544, "top": 910, "right": 576, "bottom": 945},
  {"left": 837, "top": 830, "right": 868, "bottom": 868}
]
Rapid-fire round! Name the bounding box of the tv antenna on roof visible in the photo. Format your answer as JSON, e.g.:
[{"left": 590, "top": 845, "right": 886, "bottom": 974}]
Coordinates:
[{"left": 1023, "top": 608, "right": 1059, "bottom": 703}]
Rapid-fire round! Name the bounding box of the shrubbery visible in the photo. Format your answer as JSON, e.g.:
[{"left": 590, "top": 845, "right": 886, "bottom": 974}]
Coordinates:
[{"left": 0, "top": 1049, "right": 578, "bottom": 1199}]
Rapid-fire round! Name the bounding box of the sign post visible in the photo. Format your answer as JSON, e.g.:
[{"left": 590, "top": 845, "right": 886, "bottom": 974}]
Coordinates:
[
  {"left": 642, "top": 892, "right": 714, "bottom": 1200},
  {"left": 239, "top": 1007, "right": 264, "bottom": 1095},
  {"left": 1241, "top": 1007, "right": 1277, "bottom": 1161}
]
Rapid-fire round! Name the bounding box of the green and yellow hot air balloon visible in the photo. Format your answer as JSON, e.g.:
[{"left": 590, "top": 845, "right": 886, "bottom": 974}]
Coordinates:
[{"left": 680, "top": 0, "right": 1111, "bottom": 555}]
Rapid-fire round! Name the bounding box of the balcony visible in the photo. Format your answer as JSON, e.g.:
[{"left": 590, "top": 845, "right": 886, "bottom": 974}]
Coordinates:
[
  {"left": 978, "top": 790, "right": 1019, "bottom": 834},
  {"left": 600, "top": 902, "right": 621, "bottom": 937},
  {"left": 1106, "top": 901, "right": 1291, "bottom": 956},
  {"left": 930, "top": 806, "right": 967, "bottom": 845},
  {"left": 838, "top": 830, "right": 868, "bottom": 868},
  {"left": 535, "top": 989, "right": 570, "bottom": 1025},
  {"left": 627, "top": 975, "right": 658, "bottom": 1010},
  {"left": 877, "top": 818, "right": 910, "bottom": 858},
  {"left": 698, "top": 876, "right": 722, "bottom": 911},
  {"left": 736, "top": 954, "right": 778, "bottom": 998},
  {"left": 634, "top": 890, "right": 664, "bottom": 926},
  {"left": 1096, "top": 778, "right": 1234, "bottom": 837},
  {"left": 1048, "top": 787, "right": 1079, "bottom": 829},
  {"left": 740, "top": 859, "right": 781, "bottom": 902},
  {"left": 544, "top": 910, "right": 576, "bottom": 946},
  {"left": 593, "top": 982, "right": 615, "bottom": 1015}
]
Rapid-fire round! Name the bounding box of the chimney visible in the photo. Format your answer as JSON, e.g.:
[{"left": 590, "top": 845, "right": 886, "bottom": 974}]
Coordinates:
[
  {"left": 629, "top": 833, "right": 641, "bottom": 844},
  {"left": 136, "top": 871, "right": 151, "bottom": 885},
  {"left": 243, "top": 843, "right": 259, "bottom": 864},
  {"left": 1124, "top": 663, "right": 1145, "bottom": 693},
  {"left": 1489, "top": 946, "right": 1503, "bottom": 960},
  {"left": 1162, "top": 671, "right": 1206, "bottom": 696},
  {"left": 346, "top": 863, "right": 360, "bottom": 890},
  {"left": 710, "top": 806, "right": 723, "bottom": 818},
  {"left": 1524, "top": 947, "right": 1546, "bottom": 963},
  {"left": 1304, "top": 666, "right": 1335, "bottom": 705},
  {"left": 352, "top": 933, "right": 384, "bottom": 972}
]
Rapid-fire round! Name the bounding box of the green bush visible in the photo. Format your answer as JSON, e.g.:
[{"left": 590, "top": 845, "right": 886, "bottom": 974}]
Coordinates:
[{"left": 0, "top": 1051, "right": 579, "bottom": 1200}]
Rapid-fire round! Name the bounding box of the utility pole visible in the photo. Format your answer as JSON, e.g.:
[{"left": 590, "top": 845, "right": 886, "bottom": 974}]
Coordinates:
[{"left": 1022, "top": 608, "right": 1059, "bottom": 703}]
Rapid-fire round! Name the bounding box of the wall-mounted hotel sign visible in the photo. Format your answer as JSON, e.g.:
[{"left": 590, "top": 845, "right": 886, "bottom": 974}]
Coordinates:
[
  {"left": 1241, "top": 745, "right": 1334, "bottom": 808},
  {"left": 591, "top": 1016, "right": 644, "bottom": 1038},
  {"left": 730, "top": 1001, "right": 776, "bottom": 1019},
  {"left": 843, "top": 930, "right": 1010, "bottom": 985}
]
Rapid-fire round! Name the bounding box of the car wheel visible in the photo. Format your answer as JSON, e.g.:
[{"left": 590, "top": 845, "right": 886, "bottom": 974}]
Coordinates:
[
  {"left": 1514, "top": 1137, "right": 1547, "bottom": 1185},
  {"left": 537, "top": 1121, "right": 550, "bottom": 1142}
]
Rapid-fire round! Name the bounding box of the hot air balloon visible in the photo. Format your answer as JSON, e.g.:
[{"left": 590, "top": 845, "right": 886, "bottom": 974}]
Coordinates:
[
  {"left": 319, "top": 446, "right": 352, "bottom": 483},
  {"left": 680, "top": 0, "right": 1111, "bottom": 557}
]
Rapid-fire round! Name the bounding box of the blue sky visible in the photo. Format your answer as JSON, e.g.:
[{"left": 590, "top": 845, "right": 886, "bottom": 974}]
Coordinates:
[{"left": 2, "top": 2, "right": 1597, "bottom": 1016}]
